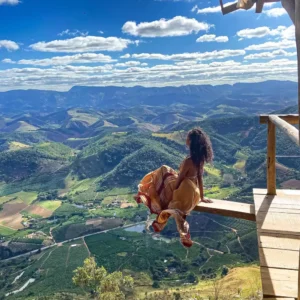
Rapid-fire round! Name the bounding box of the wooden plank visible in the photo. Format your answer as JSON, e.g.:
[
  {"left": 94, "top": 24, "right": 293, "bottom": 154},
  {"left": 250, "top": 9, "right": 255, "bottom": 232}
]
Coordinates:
[
  {"left": 194, "top": 199, "right": 255, "bottom": 221},
  {"left": 260, "top": 115, "right": 299, "bottom": 125},
  {"left": 256, "top": 211, "right": 300, "bottom": 236},
  {"left": 256, "top": 0, "right": 264, "bottom": 13},
  {"left": 259, "top": 248, "right": 299, "bottom": 270},
  {"left": 221, "top": 2, "right": 239, "bottom": 15},
  {"left": 254, "top": 194, "right": 300, "bottom": 212},
  {"left": 254, "top": 191, "right": 300, "bottom": 202},
  {"left": 269, "top": 115, "right": 299, "bottom": 146},
  {"left": 258, "top": 232, "right": 300, "bottom": 251},
  {"left": 299, "top": 247, "right": 300, "bottom": 300},
  {"left": 261, "top": 267, "right": 298, "bottom": 297},
  {"left": 254, "top": 189, "right": 300, "bottom": 196},
  {"left": 263, "top": 298, "right": 295, "bottom": 300},
  {"left": 253, "top": 188, "right": 270, "bottom": 195},
  {"left": 267, "top": 120, "right": 276, "bottom": 195}
]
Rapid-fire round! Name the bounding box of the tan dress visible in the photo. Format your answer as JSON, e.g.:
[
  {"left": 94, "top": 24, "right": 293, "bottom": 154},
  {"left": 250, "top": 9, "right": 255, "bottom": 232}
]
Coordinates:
[{"left": 134, "top": 158, "right": 202, "bottom": 247}]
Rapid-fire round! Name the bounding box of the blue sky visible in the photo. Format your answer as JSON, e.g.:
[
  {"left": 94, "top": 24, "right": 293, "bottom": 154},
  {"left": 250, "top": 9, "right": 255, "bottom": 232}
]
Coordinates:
[{"left": 0, "top": 0, "right": 296, "bottom": 91}]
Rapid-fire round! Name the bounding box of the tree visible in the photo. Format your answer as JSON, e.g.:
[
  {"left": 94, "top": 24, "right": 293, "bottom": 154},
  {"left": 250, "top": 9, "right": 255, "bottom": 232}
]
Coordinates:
[
  {"left": 72, "top": 257, "right": 134, "bottom": 300},
  {"left": 221, "top": 266, "right": 229, "bottom": 277},
  {"left": 186, "top": 272, "right": 198, "bottom": 284}
]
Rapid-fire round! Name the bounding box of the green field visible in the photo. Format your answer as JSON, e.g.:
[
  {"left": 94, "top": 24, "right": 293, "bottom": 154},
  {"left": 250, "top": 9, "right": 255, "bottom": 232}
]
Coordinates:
[
  {"left": 38, "top": 200, "right": 62, "bottom": 211},
  {"left": 0, "top": 225, "right": 16, "bottom": 236},
  {"left": 0, "top": 241, "right": 89, "bottom": 298},
  {"left": 0, "top": 191, "right": 37, "bottom": 205},
  {"left": 16, "top": 191, "right": 38, "bottom": 205},
  {"left": 0, "top": 100, "right": 297, "bottom": 299}
]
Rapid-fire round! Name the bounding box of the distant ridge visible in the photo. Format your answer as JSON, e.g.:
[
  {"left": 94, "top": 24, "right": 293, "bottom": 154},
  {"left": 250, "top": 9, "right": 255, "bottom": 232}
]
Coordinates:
[{"left": 0, "top": 80, "right": 297, "bottom": 114}]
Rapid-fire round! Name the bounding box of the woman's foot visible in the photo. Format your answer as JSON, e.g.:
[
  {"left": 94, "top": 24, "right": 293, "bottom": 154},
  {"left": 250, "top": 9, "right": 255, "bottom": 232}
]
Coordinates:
[
  {"left": 134, "top": 194, "right": 141, "bottom": 203},
  {"left": 181, "top": 239, "right": 193, "bottom": 248},
  {"left": 180, "top": 233, "right": 193, "bottom": 248},
  {"left": 152, "top": 221, "right": 162, "bottom": 233}
]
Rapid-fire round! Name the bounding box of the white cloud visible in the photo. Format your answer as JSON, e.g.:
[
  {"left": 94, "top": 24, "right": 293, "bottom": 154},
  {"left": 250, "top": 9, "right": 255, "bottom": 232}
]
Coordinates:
[
  {"left": 0, "top": 58, "right": 296, "bottom": 91},
  {"left": 263, "top": 7, "right": 287, "bottom": 17},
  {"left": 29, "top": 36, "right": 136, "bottom": 52},
  {"left": 132, "top": 49, "right": 245, "bottom": 61},
  {"left": 58, "top": 29, "right": 89, "bottom": 37},
  {"left": 2, "top": 53, "right": 116, "bottom": 66},
  {"left": 122, "top": 16, "right": 210, "bottom": 37},
  {"left": 120, "top": 54, "right": 131, "bottom": 59},
  {"left": 2, "top": 58, "right": 13, "bottom": 63},
  {"left": 175, "top": 60, "right": 198, "bottom": 66},
  {"left": 98, "top": 30, "right": 104, "bottom": 34},
  {"left": 0, "top": 0, "right": 19, "bottom": 5},
  {"left": 196, "top": 34, "right": 228, "bottom": 43},
  {"left": 0, "top": 40, "right": 19, "bottom": 51},
  {"left": 244, "top": 49, "right": 297, "bottom": 60},
  {"left": 115, "top": 61, "right": 141, "bottom": 67},
  {"left": 245, "top": 39, "right": 296, "bottom": 51},
  {"left": 281, "top": 25, "right": 295, "bottom": 40},
  {"left": 237, "top": 25, "right": 294, "bottom": 40}
]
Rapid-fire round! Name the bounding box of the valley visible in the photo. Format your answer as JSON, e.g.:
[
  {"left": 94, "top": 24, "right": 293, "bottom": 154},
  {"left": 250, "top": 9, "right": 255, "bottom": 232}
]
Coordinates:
[{"left": 0, "top": 81, "right": 299, "bottom": 299}]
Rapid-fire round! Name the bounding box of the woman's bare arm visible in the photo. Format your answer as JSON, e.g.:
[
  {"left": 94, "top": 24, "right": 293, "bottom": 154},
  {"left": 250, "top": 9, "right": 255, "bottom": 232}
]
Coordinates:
[
  {"left": 198, "top": 173, "right": 204, "bottom": 200},
  {"left": 198, "top": 165, "right": 213, "bottom": 203}
]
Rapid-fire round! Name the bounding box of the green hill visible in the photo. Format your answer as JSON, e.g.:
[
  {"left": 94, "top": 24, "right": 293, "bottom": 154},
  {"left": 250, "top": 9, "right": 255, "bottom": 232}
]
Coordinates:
[{"left": 0, "top": 142, "right": 73, "bottom": 182}]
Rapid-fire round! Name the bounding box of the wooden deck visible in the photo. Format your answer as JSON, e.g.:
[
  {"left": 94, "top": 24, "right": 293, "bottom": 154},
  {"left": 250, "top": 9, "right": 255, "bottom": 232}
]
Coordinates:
[{"left": 254, "top": 189, "right": 300, "bottom": 298}]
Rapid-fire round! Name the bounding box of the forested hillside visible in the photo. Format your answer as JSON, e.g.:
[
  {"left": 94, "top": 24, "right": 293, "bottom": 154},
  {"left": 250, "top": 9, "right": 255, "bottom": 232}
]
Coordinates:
[{"left": 0, "top": 81, "right": 298, "bottom": 299}]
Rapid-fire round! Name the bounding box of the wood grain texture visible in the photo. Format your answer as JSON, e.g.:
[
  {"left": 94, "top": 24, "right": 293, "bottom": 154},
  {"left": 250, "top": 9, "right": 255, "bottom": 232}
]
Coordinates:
[
  {"left": 256, "top": 0, "right": 264, "bottom": 13},
  {"left": 259, "top": 248, "right": 299, "bottom": 270},
  {"left": 260, "top": 114, "right": 299, "bottom": 125},
  {"left": 267, "top": 120, "right": 276, "bottom": 195},
  {"left": 194, "top": 199, "right": 255, "bottom": 221},
  {"left": 269, "top": 115, "right": 299, "bottom": 146},
  {"left": 258, "top": 231, "right": 300, "bottom": 251},
  {"left": 254, "top": 189, "right": 300, "bottom": 298},
  {"left": 261, "top": 267, "right": 298, "bottom": 297}
]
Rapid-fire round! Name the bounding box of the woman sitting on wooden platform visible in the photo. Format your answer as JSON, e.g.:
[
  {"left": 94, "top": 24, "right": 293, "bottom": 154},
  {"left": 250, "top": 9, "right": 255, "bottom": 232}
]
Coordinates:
[{"left": 134, "top": 128, "right": 213, "bottom": 248}]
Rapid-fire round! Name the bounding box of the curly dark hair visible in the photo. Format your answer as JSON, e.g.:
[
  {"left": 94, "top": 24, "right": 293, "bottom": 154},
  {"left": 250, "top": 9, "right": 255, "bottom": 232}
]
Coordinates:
[{"left": 187, "top": 128, "right": 213, "bottom": 169}]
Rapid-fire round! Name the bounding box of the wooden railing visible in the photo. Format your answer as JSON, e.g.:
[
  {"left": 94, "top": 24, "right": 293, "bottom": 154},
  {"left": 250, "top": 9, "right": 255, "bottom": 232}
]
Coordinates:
[{"left": 260, "top": 114, "right": 300, "bottom": 195}]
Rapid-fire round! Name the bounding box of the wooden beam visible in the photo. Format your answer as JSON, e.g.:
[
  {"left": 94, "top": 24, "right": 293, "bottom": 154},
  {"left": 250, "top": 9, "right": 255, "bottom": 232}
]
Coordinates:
[
  {"left": 256, "top": 0, "right": 264, "bottom": 13},
  {"left": 221, "top": 2, "right": 239, "bottom": 14},
  {"left": 267, "top": 120, "right": 276, "bottom": 195},
  {"left": 260, "top": 114, "right": 299, "bottom": 125},
  {"left": 194, "top": 199, "right": 256, "bottom": 221},
  {"left": 261, "top": 267, "right": 298, "bottom": 298},
  {"left": 262, "top": 298, "right": 295, "bottom": 300},
  {"left": 281, "top": 0, "right": 295, "bottom": 24},
  {"left": 296, "top": 0, "right": 300, "bottom": 144},
  {"left": 269, "top": 115, "right": 299, "bottom": 146}
]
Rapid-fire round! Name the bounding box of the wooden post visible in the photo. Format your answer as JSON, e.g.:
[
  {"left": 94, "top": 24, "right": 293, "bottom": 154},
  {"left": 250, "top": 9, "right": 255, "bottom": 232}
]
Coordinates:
[
  {"left": 296, "top": 0, "right": 300, "bottom": 143},
  {"left": 299, "top": 246, "right": 300, "bottom": 300},
  {"left": 267, "top": 120, "right": 276, "bottom": 195}
]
